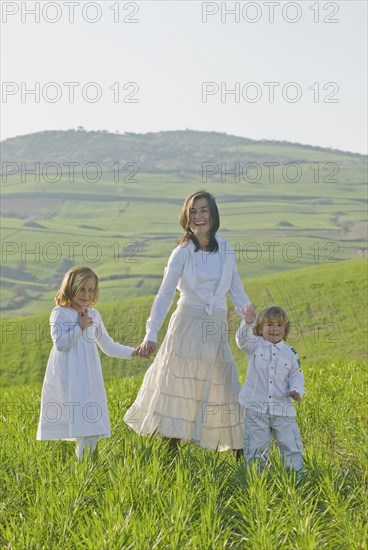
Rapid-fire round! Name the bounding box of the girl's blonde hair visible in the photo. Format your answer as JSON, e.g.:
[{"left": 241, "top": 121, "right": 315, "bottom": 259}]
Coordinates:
[
  {"left": 254, "top": 305, "right": 290, "bottom": 340},
  {"left": 55, "top": 266, "right": 99, "bottom": 307}
]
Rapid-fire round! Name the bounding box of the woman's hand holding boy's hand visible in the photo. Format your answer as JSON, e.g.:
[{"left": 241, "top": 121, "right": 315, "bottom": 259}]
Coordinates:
[
  {"left": 288, "top": 390, "right": 301, "bottom": 403},
  {"left": 243, "top": 304, "right": 257, "bottom": 324}
]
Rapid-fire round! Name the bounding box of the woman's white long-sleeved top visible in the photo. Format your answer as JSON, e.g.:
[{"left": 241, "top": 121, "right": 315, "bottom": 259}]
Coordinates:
[
  {"left": 236, "top": 320, "right": 304, "bottom": 418},
  {"left": 37, "top": 306, "right": 135, "bottom": 440},
  {"left": 145, "top": 237, "right": 251, "bottom": 342}
]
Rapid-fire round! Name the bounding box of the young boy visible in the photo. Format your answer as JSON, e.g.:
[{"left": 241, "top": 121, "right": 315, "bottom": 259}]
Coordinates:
[{"left": 236, "top": 305, "right": 304, "bottom": 472}]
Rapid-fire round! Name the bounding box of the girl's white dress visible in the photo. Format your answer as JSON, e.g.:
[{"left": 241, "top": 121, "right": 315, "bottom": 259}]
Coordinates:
[
  {"left": 124, "top": 237, "right": 251, "bottom": 451},
  {"left": 37, "top": 306, "right": 134, "bottom": 441}
]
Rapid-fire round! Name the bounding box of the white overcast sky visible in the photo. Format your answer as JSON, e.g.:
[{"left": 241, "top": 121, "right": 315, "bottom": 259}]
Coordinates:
[{"left": 1, "top": 0, "right": 367, "bottom": 153}]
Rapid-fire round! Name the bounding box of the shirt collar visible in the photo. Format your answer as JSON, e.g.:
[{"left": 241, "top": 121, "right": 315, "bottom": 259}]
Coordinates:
[{"left": 262, "top": 338, "right": 285, "bottom": 350}]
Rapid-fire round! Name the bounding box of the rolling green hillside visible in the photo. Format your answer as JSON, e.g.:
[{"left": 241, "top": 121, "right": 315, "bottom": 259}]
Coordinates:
[
  {"left": 1, "top": 130, "right": 366, "bottom": 317},
  {"left": 1, "top": 259, "right": 366, "bottom": 387}
]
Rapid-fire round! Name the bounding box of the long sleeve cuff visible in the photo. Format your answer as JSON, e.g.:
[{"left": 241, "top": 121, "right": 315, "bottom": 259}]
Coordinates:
[
  {"left": 236, "top": 320, "right": 258, "bottom": 353},
  {"left": 236, "top": 319, "right": 255, "bottom": 338},
  {"left": 145, "top": 329, "right": 158, "bottom": 344}
]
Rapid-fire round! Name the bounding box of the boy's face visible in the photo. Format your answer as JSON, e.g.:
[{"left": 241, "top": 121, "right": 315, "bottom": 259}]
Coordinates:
[{"left": 260, "top": 318, "right": 286, "bottom": 343}]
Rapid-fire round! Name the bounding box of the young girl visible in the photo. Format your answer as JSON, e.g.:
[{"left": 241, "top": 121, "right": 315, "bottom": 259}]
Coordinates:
[{"left": 37, "top": 266, "right": 137, "bottom": 460}]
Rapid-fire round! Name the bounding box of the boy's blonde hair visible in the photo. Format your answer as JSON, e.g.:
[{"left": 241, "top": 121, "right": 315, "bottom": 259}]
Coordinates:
[
  {"left": 55, "top": 266, "right": 99, "bottom": 307},
  {"left": 254, "top": 305, "right": 290, "bottom": 340}
]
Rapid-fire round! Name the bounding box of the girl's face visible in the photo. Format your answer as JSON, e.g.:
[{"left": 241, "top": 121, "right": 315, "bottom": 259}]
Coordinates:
[
  {"left": 189, "top": 197, "right": 211, "bottom": 238},
  {"left": 260, "top": 318, "right": 286, "bottom": 343},
  {"left": 70, "top": 277, "right": 96, "bottom": 313}
]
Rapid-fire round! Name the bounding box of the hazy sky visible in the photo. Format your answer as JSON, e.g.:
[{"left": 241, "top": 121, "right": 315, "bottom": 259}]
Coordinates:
[{"left": 1, "top": 0, "right": 367, "bottom": 153}]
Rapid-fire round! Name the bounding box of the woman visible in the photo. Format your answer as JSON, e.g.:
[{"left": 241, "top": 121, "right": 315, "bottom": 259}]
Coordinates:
[{"left": 124, "top": 191, "right": 255, "bottom": 452}]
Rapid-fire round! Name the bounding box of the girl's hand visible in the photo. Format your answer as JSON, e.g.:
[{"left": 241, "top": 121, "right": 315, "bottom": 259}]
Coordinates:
[
  {"left": 288, "top": 390, "right": 301, "bottom": 403},
  {"left": 78, "top": 311, "right": 93, "bottom": 330}
]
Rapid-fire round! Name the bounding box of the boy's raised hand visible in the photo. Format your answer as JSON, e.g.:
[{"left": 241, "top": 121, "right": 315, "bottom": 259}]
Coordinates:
[{"left": 243, "top": 304, "right": 257, "bottom": 324}]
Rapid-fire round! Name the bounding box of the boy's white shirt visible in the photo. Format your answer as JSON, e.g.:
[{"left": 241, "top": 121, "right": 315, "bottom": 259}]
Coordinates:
[
  {"left": 145, "top": 237, "right": 251, "bottom": 342},
  {"left": 236, "top": 320, "right": 304, "bottom": 417}
]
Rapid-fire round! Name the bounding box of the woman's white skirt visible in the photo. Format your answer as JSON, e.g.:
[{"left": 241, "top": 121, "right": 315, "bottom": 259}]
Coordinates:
[{"left": 124, "top": 305, "right": 243, "bottom": 451}]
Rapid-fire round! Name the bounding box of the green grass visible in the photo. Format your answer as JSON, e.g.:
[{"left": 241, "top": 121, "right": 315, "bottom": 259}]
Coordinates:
[
  {"left": 1, "top": 134, "right": 366, "bottom": 547},
  {"left": 1, "top": 257, "right": 366, "bottom": 548},
  {"left": 1, "top": 259, "right": 367, "bottom": 387},
  {"left": 1, "top": 360, "right": 367, "bottom": 549}
]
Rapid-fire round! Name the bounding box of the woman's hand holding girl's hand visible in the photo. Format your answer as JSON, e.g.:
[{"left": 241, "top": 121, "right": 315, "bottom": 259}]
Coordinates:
[
  {"left": 136, "top": 340, "right": 156, "bottom": 358},
  {"left": 78, "top": 310, "right": 93, "bottom": 330}
]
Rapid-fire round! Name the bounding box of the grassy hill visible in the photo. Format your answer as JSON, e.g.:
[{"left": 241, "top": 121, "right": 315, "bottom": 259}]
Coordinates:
[
  {"left": 1, "top": 357, "right": 366, "bottom": 548},
  {"left": 2, "top": 257, "right": 367, "bottom": 545},
  {"left": 1, "top": 259, "right": 366, "bottom": 387},
  {"left": 2, "top": 358, "right": 367, "bottom": 548},
  {"left": 2, "top": 128, "right": 365, "bottom": 172},
  {"left": 1, "top": 123, "right": 367, "bottom": 546},
  {"left": 1, "top": 130, "right": 366, "bottom": 317}
]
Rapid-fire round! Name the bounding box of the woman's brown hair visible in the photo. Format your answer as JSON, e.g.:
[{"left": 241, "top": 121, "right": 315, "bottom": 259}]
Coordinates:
[{"left": 178, "top": 190, "right": 220, "bottom": 252}]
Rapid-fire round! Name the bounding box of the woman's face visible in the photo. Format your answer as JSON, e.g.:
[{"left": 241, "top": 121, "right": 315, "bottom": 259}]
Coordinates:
[{"left": 188, "top": 197, "right": 211, "bottom": 238}]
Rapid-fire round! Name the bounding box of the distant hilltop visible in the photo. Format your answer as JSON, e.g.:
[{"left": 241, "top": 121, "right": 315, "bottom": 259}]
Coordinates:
[{"left": 1, "top": 129, "right": 365, "bottom": 174}]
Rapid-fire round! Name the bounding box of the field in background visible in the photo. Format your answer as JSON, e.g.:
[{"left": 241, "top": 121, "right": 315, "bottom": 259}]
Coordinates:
[
  {"left": 1, "top": 131, "right": 366, "bottom": 317},
  {"left": 1, "top": 131, "right": 367, "bottom": 548},
  {"left": 1, "top": 259, "right": 366, "bottom": 387}
]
